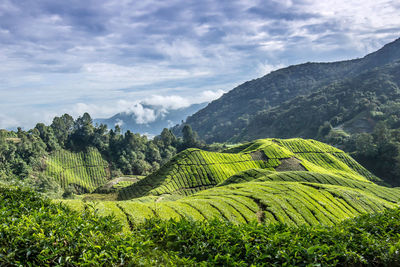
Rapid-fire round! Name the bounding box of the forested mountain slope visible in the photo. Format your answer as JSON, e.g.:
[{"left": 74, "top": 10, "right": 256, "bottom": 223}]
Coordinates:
[
  {"left": 239, "top": 61, "right": 400, "bottom": 141},
  {"left": 174, "top": 38, "right": 400, "bottom": 143}
]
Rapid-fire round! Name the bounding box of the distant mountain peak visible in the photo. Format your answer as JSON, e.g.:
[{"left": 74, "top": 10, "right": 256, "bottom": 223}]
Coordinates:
[{"left": 95, "top": 102, "right": 207, "bottom": 136}]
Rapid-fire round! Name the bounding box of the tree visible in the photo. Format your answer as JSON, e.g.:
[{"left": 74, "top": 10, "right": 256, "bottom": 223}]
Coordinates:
[
  {"left": 146, "top": 142, "right": 161, "bottom": 163},
  {"left": 317, "top": 121, "right": 332, "bottom": 139},
  {"left": 34, "top": 123, "right": 60, "bottom": 152},
  {"left": 373, "top": 121, "right": 390, "bottom": 146},
  {"left": 160, "top": 128, "right": 176, "bottom": 147},
  {"left": 69, "top": 113, "right": 94, "bottom": 150},
  {"left": 355, "top": 133, "right": 377, "bottom": 157},
  {"left": 92, "top": 124, "right": 109, "bottom": 153},
  {"left": 182, "top": 124, "right": 196, "bottom": 148},
  {"left": 51, "top": 114, "right": 74, "bottom": 147}
]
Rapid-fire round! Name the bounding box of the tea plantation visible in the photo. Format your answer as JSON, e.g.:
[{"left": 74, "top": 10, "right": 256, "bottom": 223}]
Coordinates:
[
  {"left": 55, "top": 138, "right": 400, "bottom": 231},
  {"left": 44, "top": 147, "right": 111, "bottom": 193}
]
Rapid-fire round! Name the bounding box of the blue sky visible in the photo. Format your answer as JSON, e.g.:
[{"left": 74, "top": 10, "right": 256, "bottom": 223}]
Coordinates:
[{"left": 0, "top": 0, "right": 399, "bottom": 129}]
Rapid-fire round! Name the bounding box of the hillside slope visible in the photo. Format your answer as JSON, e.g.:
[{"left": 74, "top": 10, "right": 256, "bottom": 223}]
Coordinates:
[
  {"left": 62, "top": 138, "right": 399, "bottom": 229},
  {"left": 3, "top": 185, "right": 400, "bottom": 266},
  {"left": 118, "top": 138, "right": 380, "bottom": 200},
  {"left": 173, "top": 37, "right": 400, "bottom": 143},
  {"left": 45, "top": 147, "right": 111, "bottom": 193}
]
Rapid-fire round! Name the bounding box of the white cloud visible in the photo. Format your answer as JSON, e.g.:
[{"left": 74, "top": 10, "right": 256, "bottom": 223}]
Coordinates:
[
  {"left": 125, "top": 103, "right": 157, "bottom": 124},
  {"left": 115, "top": 119, "right": 124, "bottom": 127},
  {"left": 142, "top": 95, "right": 191, "bottom": 109},
  {"left": 290, "top": 0, "right": 400, "bottom": 53},
  {"left": 81, "top": 62, "right": 211, "bottom": 88},
  {"left": 193, "top": 90, "right": 226, "bottom": 103},
  {"left": 142, "top": 90, "right": 225, "bottom": 110},
  {"left": 157, "top": 39, "right": 204, "bottom": 61},
  {"left": 65, "top": 90, "right": 225, "bottom": 125}
]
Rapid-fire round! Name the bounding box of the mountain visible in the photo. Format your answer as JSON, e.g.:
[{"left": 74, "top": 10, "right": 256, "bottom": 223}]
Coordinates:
[
  {"left": 96, "top": 102, "right": 207, "bottom": 136},
  {"left": 173, "top": 38, "right": 400, "bottom": 143},
  {"left": 239, "top": 61, "right": 400, "bottom": 141}
]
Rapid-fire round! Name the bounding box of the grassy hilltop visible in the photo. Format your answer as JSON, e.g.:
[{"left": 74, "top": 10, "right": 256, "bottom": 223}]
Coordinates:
[{"left": 59, "top": 138, "right": 399, "bottom": 230}]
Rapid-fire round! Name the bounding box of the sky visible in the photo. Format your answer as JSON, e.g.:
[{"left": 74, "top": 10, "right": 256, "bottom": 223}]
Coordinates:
[{"left": 0, "top": 0, "right": 399, "bottom": 129}]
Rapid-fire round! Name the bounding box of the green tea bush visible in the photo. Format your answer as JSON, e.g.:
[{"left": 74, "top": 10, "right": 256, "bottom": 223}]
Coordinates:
[
  {"left": 0, "top": 185, "right": 190, "bottom": 266},
  {"left": 137, "top": 208, "right": 400, "bottom": 266}
]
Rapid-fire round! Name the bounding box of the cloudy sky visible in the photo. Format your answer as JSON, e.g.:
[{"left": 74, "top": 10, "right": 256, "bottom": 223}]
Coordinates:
[{"left": 0, "top": 0, "right": 399, "bottom": 129}]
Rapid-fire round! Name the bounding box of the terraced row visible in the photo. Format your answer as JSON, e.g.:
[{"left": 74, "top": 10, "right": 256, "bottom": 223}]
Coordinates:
[
  {"left": 45, "top": 147, "right": 110, "bottom": 193},
  {"left": 276, "top": 139, "right": 342, "bottom": 153},
  {"left": 58, "top": 138, "right": 399, "bottom": 232},
  {"left": 118, "top": 148, "right": 279, "bottom": 200},
  {"left": 220, "top": 170, "right": 400, "bottom": 204}
]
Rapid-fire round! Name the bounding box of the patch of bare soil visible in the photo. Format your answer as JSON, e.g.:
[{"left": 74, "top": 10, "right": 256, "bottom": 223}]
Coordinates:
[
  {"left": 250, "top": 151, "right": 269, "bottom": 161},
  {"left": 275, "top": 157, "right": 307, "bottom": 171},
  {"left": 155, "top": 196, "right": 165, "bottom": 203},
  {"left": 93, "top": 177, "right": 140, "bottom": 193}
]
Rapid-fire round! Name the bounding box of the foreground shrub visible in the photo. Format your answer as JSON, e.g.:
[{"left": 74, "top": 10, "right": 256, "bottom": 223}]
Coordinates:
[
  {"left": 0, "top": 185, "right": 190, "bottom": 266},
  {"left": 136, "top": 209, "right": 400, "bottom": 266}
]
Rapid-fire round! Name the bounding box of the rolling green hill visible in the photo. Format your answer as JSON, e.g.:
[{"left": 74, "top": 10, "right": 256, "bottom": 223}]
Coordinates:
[
  {"left": 60, "top": 138, "right": 399, "bottom": 230},
  {"left": 44, "top": 147, "right": 111, "bottom": 193},
  {"left": 118, "top": 138, "right": 381, "bottom": 200}
]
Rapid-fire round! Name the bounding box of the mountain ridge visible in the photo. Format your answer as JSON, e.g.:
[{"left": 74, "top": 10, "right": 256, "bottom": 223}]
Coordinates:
[{"left": 238, "top": 61, "right": 400, "bottom": 141}]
